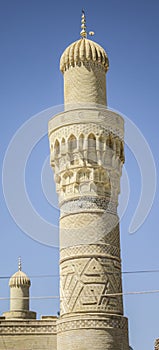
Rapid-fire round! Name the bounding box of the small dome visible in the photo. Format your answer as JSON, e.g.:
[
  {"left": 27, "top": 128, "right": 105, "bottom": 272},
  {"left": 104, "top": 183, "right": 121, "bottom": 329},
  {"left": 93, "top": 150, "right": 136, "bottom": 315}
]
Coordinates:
[
  {"left": 60, "top": 38, "right": 109, "bottom": 73},
  {"left": 9, "top": 270, "right": 31, "bottom": 288}
]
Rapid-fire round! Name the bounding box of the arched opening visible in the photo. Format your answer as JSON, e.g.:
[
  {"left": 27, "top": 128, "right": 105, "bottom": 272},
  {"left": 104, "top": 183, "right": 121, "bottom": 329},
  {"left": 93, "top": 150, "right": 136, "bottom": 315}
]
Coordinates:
[
  {"left": 77, "top": 169, "right": 90, "bottom": 182},
  {"left": 98, "top": 135, "right": 105, "bottom": 151},
  {"left": 61, "top": 138, "right": 66, "bottom": 154},
  {"left": 68, "top": 134, "right": 77, "bottom": 153},
  {"left": 88, "top": 133, "right": 96, "bottom": 149},
  {"left": 54, "top": 139, "right": 60, "bottom": 156},
  {"left": 88, "top": 133, "right": 96, "bottom": 163},
  {"left": 63, "top": 171, "right": 74, "bottom": 185},
  {"left": 94, "top": 169, "right": 99, "bottom": 182},
  {"left": 79, "top": 133, "right": 84, "bottom": 151}
]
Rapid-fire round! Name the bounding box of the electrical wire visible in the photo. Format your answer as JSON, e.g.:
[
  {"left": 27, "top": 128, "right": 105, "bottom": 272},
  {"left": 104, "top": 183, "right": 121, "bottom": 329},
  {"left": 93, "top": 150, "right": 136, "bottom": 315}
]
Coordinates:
[
  {"left": 1, "top": 268, "right": 159, "bottom": 280},
  {"left": 1, "top": 288, "right": 159, "bottom": 301}
]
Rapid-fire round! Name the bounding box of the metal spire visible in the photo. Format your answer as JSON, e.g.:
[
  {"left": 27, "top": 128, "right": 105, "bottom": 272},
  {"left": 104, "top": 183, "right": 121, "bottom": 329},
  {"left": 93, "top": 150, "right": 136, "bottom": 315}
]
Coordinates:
[
  {"left": 80, "top": 10, "right": 95, "bottom": 39},
  {"left": 18, "top": 256, "right": 22, "bottom": 271},
  {"left": 80, "top": 9, "right": 87, "bottom": 38}
]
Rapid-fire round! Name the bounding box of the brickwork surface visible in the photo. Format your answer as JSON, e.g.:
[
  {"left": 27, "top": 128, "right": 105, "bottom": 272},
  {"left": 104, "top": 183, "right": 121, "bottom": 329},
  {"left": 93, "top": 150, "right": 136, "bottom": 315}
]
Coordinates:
[{"left": 0, "top": 318, "right": 57, "bottom": 350}]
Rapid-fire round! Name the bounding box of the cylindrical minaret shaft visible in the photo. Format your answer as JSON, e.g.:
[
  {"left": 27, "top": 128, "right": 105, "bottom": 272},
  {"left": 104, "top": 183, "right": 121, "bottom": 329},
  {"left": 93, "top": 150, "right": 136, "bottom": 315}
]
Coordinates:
[{"left": 49, "top": 11, "right": 129, "bottom": 350}]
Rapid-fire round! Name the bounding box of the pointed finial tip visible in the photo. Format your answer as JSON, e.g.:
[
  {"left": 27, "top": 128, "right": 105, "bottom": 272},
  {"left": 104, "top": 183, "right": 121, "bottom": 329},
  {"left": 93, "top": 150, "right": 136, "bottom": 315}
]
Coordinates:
[
  {"left": 18, "top": 256, "right": 22, "bottom": 271},
  {"left": 80, "top": 10, "right": 95, "bottom": 39},
  {"left": 80, "top": 9, "right": 87, "bottom": 38}
]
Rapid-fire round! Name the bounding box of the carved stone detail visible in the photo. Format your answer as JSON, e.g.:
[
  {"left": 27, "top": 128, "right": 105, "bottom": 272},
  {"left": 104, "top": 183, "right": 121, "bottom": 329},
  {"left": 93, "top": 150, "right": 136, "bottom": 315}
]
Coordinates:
[
  {"left": 0, "top": 321, "right": 57, "bottom": 334},
  {"left": 57, "top": 315, "right": 128, "bottom": 333},
  {"left": 50, "top": 125, "right": 124, "bottom": 169},
  {"left": 49, "top": 119, "right": 124, "bottom": 205},
  {"left": 48, "top": 108, "right": 125, "bottom": 140},
  {"left": 48, "top": 105, "right": 128, "bottom": 348},
  {"left": 60, "top": 197, "right": 117, "bottom": 217},
  {"left": 60, "top": 252, "right": 123, "bottom": 316},
  {"left": 60, "top": 244, "right": 120, "bottom": 262},
  {"left": 60, "top": 213, "right": 120, "bottom": 248}
]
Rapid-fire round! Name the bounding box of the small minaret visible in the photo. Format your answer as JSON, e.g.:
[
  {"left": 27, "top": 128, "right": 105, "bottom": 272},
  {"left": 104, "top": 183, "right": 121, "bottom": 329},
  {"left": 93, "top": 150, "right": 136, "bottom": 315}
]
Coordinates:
[
  {"left": 61, "top": 10, "right": 109, "bottom": 107},
  {"left": 3, "top": 258, "right": 36, "bottom": 319},
  {"left": 49, "top": 11, "right": 129, "bottom": 350}
]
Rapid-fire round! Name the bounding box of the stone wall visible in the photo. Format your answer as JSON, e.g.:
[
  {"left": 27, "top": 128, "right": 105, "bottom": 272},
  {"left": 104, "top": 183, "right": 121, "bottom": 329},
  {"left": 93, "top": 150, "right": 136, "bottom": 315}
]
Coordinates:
[
  {"left": 57, "top": 314, "right": 129, "bottom": 350},
  {"left": 0, "top": 317, "right": 57, "bottom": 350}
]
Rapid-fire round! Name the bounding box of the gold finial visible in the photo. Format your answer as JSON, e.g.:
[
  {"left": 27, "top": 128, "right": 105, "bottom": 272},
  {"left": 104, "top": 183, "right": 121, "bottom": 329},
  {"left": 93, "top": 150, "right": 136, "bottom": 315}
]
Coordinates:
[
  {"left": 80, "top": 9, "right": 87, "bottom": 38},
  {"left": 18, "top": 256, "right": 22, "bottom": 271},
  {"left": 80, "top": 10, "right": 95, "bottom": 39}
]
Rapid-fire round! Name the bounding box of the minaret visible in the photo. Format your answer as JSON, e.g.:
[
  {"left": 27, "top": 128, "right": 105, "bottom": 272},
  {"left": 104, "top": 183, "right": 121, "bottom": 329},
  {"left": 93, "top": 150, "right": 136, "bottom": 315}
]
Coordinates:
[
  {"left": 49, "top": 11, "right": 129, "bottom": 350},
  {"left": 62, "top": 10, "right": 108, "bottom": 108},
  {"left": 3, "top": 258, "right": 36, "bottom": 319}
]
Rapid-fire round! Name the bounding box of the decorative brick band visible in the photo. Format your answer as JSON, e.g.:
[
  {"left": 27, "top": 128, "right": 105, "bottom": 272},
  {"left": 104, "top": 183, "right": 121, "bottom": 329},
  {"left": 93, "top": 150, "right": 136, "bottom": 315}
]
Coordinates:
[
  {"left": 60, "top": 197, "right": 117, "bottom": 217},
  {"left": 60, "top": 212, "right": 120, "bottom": 248},
  {"left": 48, "top": 108, "right": 124, "bottom": 140},
  {"left": 57, "top": 315, "right": 128, "bottom": 333},
  {"left": 0, "top": 321, "right": 57, "bottom": 335},
  {"left": 60, "top": 244, "right": 120, "bottom": 262}
]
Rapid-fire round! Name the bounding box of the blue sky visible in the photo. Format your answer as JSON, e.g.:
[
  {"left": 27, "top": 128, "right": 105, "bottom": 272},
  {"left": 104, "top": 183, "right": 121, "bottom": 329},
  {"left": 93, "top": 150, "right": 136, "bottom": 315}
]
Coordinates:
[{"left": 1, "top": 1, "right": 159, "bottom": 349}]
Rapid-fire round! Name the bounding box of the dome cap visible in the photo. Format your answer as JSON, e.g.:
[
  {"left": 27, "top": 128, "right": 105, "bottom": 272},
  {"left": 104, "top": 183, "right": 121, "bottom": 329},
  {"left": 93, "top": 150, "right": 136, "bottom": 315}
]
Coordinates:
[
  {"left": 60, "top": 11, "right": 109, "bottom": 73},
  {"left": 60, "top": 38, "right": 109, "bottom": 73},
  {"left": 9, "top": 257, "right": 31, "bottom": 288}
]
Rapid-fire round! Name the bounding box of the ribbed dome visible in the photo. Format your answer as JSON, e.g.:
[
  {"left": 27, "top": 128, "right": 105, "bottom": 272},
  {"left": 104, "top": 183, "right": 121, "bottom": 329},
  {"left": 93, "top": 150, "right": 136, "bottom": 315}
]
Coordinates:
[
  {"left": 60, "top": 38, "right": 109, "bottom": 73},
  {"left": 9, "top": 270, "right": 31, "bottom": 288}
]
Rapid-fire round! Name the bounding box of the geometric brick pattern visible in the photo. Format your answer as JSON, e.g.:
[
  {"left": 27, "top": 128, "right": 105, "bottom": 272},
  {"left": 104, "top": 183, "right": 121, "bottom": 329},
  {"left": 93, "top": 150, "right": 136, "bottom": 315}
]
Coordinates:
[
  {"left": 48, "top": 109, "right": 124, "bottom": 141},
  {"left": 60, "top": 244, "right": 120, "bottom": 262},
  {"left": 0, "top": 319, "right": 57, "bottom": 334},
  {"left": 57, "top": 314, "right": 128, "bottom": 332},
  {"left": 60, "top": 214, "right": 120, "bottom": 248},
  {"left": 0, "top": 318, "right": 57, "bottom": 350},
  {"left": 60, "top": 254, "right": 123, "bottom": 315},
  {"left": 63, "top": 62, "right": 107, "bottom": 105}
]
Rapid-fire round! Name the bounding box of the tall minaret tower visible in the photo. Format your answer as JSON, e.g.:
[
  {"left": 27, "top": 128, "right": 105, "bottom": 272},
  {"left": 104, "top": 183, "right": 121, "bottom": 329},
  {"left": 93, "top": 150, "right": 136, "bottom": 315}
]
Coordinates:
[{"left": 49, "top": 11, "right": 129, "bottom": 350}]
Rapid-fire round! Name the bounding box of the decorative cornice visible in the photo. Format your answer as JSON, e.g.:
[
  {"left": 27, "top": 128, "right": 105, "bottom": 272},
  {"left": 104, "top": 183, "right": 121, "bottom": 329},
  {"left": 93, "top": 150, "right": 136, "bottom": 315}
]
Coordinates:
[
  {"left": 0, "top": 320, "right": 57, "bottom": 335},
  {"left": 57, "top": 315, "right": 128, "bottom": 333},
  {"left": 60, "top": 244, "right": 121, "bottom": 263},
  {"left": 48, "top": 108, "right": 124, "bottom": 140}
]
